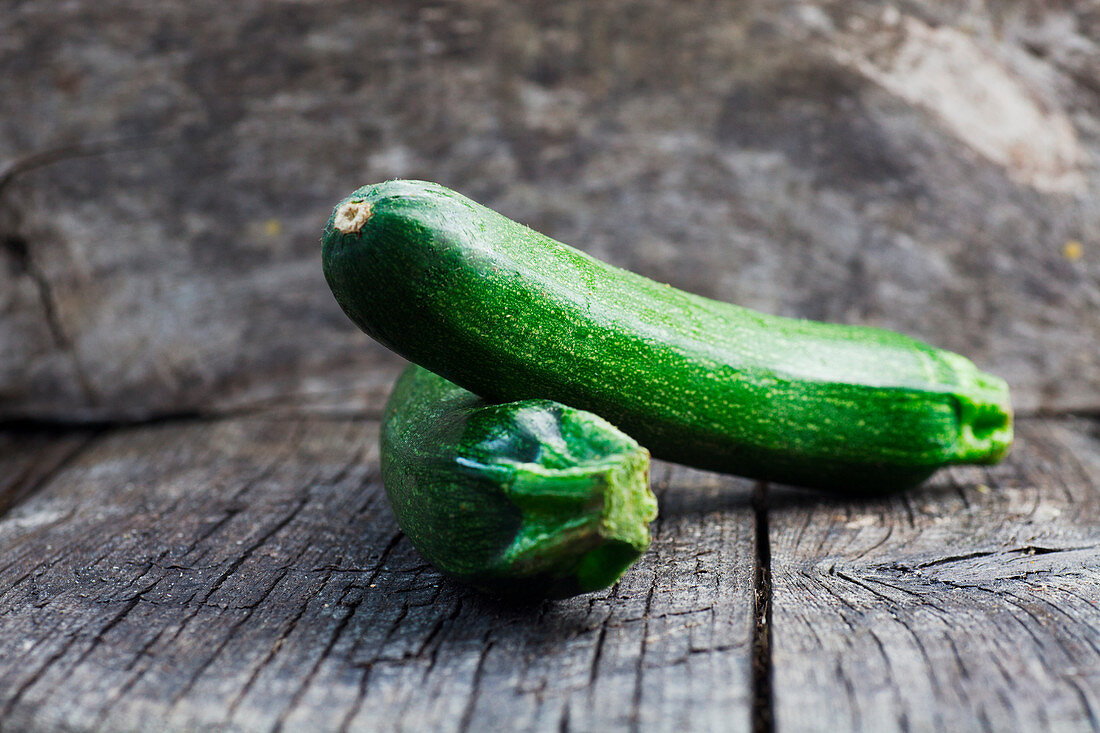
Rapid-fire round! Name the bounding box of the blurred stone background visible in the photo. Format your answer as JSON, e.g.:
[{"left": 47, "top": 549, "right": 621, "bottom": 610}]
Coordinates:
[{"left": 1, "top": 0, "right": 1097, "bottom": 422}]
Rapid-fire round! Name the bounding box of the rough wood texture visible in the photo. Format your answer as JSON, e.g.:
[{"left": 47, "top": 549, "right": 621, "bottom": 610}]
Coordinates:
[
  {"left": 0, "top": 415, "right": 756, "bottom": 732},
  {"left": 768, "top": 418, "right": 1100, "bottom": 732},
  {"left": 2, "top": 1, "right": 1098, "bottom": 421},
  {"left": 2, "top": 415, "right": 1098, "bottom": 732},
  {"left": 4, "top": 2, "right": 1100, "bottom": 731}
]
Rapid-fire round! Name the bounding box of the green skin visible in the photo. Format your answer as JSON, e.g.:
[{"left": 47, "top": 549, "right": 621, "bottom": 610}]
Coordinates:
[
  {"left": 325, "top": 180, "right": 1013, "bottom": 492},
  {"left": 382, "top": 363, "right": 656, "bottom": 598}
]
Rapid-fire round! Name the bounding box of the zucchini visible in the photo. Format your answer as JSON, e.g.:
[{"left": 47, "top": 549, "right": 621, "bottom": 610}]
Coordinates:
[
  {"left": 381, "top": 363, "right": 656, "bottom": 598},
  {"left": 325, "top": 180, "right": 1012, "bottom": 492}
]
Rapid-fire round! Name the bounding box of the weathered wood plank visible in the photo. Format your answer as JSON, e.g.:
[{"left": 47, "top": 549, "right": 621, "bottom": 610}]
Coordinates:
[
  {"left": 0, "top": 416, "right": 756, "bottom": 732},
  {"left": 2, "top": 1, "right": 1098, "bottom": 422},
  {"left": 768, "top": 418, "right": 1100, "bottom": 732},
  {"left": 0, "top": 429, "right": 91, "bottom": 518}
]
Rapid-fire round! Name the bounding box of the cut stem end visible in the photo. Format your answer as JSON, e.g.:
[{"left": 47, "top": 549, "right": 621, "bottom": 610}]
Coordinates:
[{"left": 333, "top": 200, "right": 372, "bottom": 234}]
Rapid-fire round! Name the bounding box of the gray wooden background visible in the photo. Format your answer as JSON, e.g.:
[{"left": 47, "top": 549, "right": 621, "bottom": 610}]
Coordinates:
[
  {"left": 1, "top": 1, "right": 1098, "bottom": 731},
  {"left": 3, "top": 0, "right": 1097, "bottom": 422}
]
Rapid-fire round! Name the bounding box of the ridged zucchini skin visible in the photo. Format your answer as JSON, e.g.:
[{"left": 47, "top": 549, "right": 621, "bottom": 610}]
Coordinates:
[
  {"left": 381, "top": 363, "right": 656, "bottom": 598},
  {"left": 325, "top": 180, "right": 1013, "bottom": 492}
]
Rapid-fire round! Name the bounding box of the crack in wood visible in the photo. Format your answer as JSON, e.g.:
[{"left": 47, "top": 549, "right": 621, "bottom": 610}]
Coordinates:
[
  {"left": 49, "top": 593, "right": 149, "bottom": 690},
  {"left": 0, "top": 133, "right": 191, "bottom": 418},
  {"left": 0, "top": 136, "right": 183, "bottom": 197},
  {"left": 456, "top": 633, "right": 494, "bottom": 733},
  {"left": 87, "top": 624, "right": 172, "bottom": 729},
  {"left": 166, "top": 566, "right": 293, "bottom": 712},
  {"left": 0, "top": 573, "right": 158, "bottom": 720},
  {"left": 752, "top": 481, "right": 774, "bottom": 733},
  {"left": 273, "top": 583, "right": 364, "bottom": 733},
  {"left": 558, "top": 700, "right": 571, "bottom": 733},
  {"left": 0, "top": 232, "right": 97, "bottom": 406},
  {"left": 335, "top": 655, "right": 373, "bottom": 733},
  {"left": 628, "top": 539, "right": 659, "bottom": 731},
  {"left": 0, "top": 627, "right": 88, "bottom": 718},
  {"left": 588, "top": 618, "right": 609, "bottom": 686},
  {"left": 421, "top": 598, "right": 464, "bottom": 681},
  {"left": 911, "top": 544, "right": 1098, "bottom": 570},
  {"left": 1066, "top": 676, "right": 1100, "bottom": 731},
  {"left": 272, "top": 530, "right": 403, "bottom": 733}
]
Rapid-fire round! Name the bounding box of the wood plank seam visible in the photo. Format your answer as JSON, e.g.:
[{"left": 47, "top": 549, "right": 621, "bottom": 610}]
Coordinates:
[{"left": 752, "top": 481, "right": 775, "bottom": 733}]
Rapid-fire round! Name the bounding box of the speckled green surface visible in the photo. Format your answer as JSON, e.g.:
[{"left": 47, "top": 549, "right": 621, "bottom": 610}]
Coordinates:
[
  {"left": 325, "top": 180, "right": 1013, "bottom": 492},
  {"left": 381, "top": 364, "right": 656, "bottom": 598}
]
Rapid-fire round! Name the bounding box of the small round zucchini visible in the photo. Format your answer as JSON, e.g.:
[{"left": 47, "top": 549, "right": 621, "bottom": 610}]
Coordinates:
[
  {"left": 325, "top": 180, "right": 1013, "bottom": 492},
  {"left": 382, "top": 364, "right": 657, "bottom": 598}
]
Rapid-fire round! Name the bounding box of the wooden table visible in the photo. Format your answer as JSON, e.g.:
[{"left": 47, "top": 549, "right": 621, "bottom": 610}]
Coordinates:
[
  {"left": 2, "top": 407, "right": 1098, "bottom": 731},
  {"left": 2, "top": 1, "right": 1099, "bottom": 730}
]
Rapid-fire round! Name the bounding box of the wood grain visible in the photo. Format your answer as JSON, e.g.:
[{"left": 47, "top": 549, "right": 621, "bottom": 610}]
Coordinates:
[
  {"left": 2, "top": 412, "right": 1099, "bottom": 731},
  {"left": 0, "top": 415, "right": 756, "bottom": 732},
  {"left": 768, "top": 418, "right": 1100, "bottom": 732},
  {"left": 3, "top": 3, "right": 1098, "bottom": 729},
  {"left": 0, "top": 429, "right": 91, "bottom": 518},
  {"left": 2, "top": 1, "right": 1098, "bottom": 422}
]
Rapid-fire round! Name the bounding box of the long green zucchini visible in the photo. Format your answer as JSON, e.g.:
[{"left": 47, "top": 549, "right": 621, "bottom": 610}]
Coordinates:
[
  {"left": 382, "top": 363, "right": 656, "bottom": 598},
  {"left": 325, "top": 180, "right": 1012, "bottom": 492}
]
